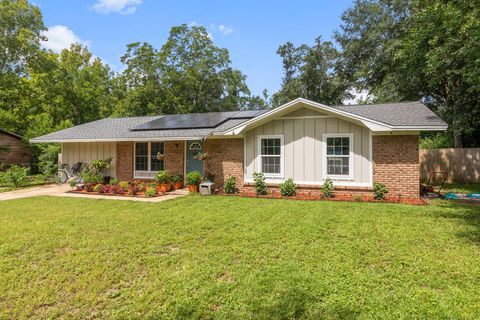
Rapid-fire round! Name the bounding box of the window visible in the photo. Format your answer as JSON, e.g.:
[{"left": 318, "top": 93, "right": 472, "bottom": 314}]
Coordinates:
[
  {"left": 324, "top": 135, "right": 352, "bottom": 178},
  {"left": 135, "top": 142, "right": 148, "bottom": 171},
  {"left": 135, "top": 142, "right": 164, "bottom": 172},
  {"left": 150, "top": 142, "right": 164, "bottom": 171},
  {"left": 258, "top": 135, "right": 283, "bottom": 176}
]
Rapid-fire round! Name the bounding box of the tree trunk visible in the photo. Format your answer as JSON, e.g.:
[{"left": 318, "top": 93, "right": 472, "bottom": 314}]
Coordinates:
[{"left": 454, "top": 131, "right": 463, "bottom": 148}]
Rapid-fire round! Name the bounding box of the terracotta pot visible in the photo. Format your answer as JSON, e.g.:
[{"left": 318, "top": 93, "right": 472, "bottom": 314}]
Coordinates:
[
  {"left": 173, "top": 181, "right": 183, "bottom": 190},
  {"left": 188, "top": 184, "right": 198, "bottom": 193},
  {"left": 157, "top": 183, "right": 172, "bottom": 193}
]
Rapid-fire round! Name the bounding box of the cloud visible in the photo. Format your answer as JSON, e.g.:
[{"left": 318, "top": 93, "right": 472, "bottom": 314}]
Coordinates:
[
  {"left": 41, "top": 25, "right": 91, "bottom": 52},
  {"left": 92, "top": 0, "right": 142, "bottom": 15},
  {"left": 218, "top": 25, "right": 233, "bottom": 36}
]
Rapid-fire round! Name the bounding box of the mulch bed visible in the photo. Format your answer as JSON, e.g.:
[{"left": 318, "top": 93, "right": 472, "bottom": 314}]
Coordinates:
[
  {"left": 68, "top": 190, "right": 166, "bottom": 198},
  {"left": 218, "top": 191, "right": 427, "bottom": 205}
]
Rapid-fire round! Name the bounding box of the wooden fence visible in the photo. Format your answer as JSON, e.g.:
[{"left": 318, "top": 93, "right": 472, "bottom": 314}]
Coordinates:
[{"left": 419, "top": 148, "right": 480, "bottom": 183}]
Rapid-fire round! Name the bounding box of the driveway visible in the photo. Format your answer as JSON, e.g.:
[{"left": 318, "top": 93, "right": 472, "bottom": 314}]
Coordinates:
[{"left": 0, "top": 184, "right": 188, "bottom": 202}]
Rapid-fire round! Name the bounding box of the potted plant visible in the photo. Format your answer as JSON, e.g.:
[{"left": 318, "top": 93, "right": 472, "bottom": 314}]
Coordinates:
[
  {"left": 170, "top": 174, "right": 184, "bottom": 190},
  {"left": 155, "top": 170, "right": 171, "bottom": 193},
  {"left": 186, "top": 171, "right": 202, "bottom": 193}
]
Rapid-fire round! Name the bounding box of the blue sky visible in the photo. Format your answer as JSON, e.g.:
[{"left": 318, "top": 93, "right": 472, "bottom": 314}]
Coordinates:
[{"left": 35, "top": 0, "right": 353, "bottom": 96}]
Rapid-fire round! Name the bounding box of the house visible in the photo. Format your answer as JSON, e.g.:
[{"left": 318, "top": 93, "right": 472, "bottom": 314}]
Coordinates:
[
  {"left": 30, "top": 98, "right": 447, "bottom": 198},
  {"left": 0, "top": 129, "right": 31, "bottom": 167}
]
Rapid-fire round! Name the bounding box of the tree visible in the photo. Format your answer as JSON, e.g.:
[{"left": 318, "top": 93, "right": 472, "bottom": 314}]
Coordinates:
[
  {"left": 114, "top": 24, "right": 265, "bottom": 116},
  {"left": 272, "top": 38, "right": 349, "bottom": 107},
  {"left": 336, "top": 0, "right": 480, "bottom": 147}
]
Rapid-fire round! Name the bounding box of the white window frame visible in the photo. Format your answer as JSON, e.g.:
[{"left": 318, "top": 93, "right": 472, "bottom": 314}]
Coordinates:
[
  {"left": 134, "top": 141, "right": 164, "bottom": 179},
  {"left": 256, "top": 135, "right": 284, "bottom": 178},
  {"left": 323, "top": 133, "right": 354, "bottom": 180}
]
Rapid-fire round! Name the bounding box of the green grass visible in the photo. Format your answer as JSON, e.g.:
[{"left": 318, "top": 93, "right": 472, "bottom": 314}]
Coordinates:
[
  {"left": 442, "top": 183, "right": 480, "bottom": 194},
  {"left": 1, "top": 196, "right": 479, "bottom": 319}
]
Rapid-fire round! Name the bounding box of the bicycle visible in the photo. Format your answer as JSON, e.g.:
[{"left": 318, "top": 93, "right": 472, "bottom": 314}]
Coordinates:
[{"left": 54, "top": 162, "right": 85, "bottom": 184}]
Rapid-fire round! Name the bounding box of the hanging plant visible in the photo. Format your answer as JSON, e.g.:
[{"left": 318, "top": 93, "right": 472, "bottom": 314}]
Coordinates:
[{"left": 193, "top": 152, "right": 208, "bottom": 160}]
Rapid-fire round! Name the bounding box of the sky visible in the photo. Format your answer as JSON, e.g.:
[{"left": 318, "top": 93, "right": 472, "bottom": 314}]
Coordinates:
[{"left": 35, "top": 0, "right": 353, "bottom": 97}]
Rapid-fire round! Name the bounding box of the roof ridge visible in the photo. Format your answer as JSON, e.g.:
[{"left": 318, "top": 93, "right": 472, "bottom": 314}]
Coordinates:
[{"left": 333, "top": 101, "right": 421, "bottom": 108}]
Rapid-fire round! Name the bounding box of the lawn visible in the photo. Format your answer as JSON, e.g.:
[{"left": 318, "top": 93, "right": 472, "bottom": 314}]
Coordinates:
[{"left": 1, "top": 196, "right": 479, "bottom": 319}]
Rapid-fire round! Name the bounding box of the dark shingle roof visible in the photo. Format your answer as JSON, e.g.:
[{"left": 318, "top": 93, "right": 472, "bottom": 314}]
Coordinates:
[
  {"left": 30, "top": 100, "right": 446, "bottom": 142},
  {"left": 332, "top": 101, "right": 447, "bottom": 127}
]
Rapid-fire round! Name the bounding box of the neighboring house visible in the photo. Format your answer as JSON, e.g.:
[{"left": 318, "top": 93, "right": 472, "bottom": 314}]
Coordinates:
[
  {"left": 31, "top": 98, "right": 447, "bottom": 198},
  {"left": 0, "top": 129, "right": 31, "bottom": 167}
]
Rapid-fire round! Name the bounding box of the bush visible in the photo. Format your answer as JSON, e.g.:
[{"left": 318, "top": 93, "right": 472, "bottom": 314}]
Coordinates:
[
  {"left": 119, "top": 181, "right": 129, "bottom": 192},
  {"left": 4, "top": 165, "right": 29, "bottom": 188},
  {"left": 149, "top": 182, "right": 157, "bottom": 189},
  {"left": 109, "top": 178, "right": 118, "bottom": 185},
  {"left": 373, "top": 183, "right": 389, "bottom": 200},
  {"left": 155, "top": 170, "right": 170, "bottom": 184},
  {"left": 81, "top": 167, "right": 103, "bottom": 184},
  {"left": 186, "top": 171, "right": 202, "bottom": 186},
  {"left": 84, "top": 183, "right": 96, "bottom": 192},
  {"left": 145, "top": 187, "right": 157, "bottom": 197},
  {"left": 93, "top": 184, "right": 103, "bottom": 193},
  {"left": 91, "top": 158, "right": 113, "bottom": 173},
  {"left": 69, "top": 178, "right": 78, "bottom": 189},
  {"left": 253, "top": 172, "right": 268, "bottom": 196},
  {"left": 136, "top": 181, "right": 145, "bottom": 192},
  {"left": 170, "top": 174, "right": 183, "bottom": 183},
  {"left": 127, "top": 184, "right": 139, "bottom": 196},
  {"left": 321, "top": 178, "right": 334, "bottom": 198},
  {"left": 224, "top": 175, "right": 237, "bottom": 194},
  {"left": 37, "top": 144, "right": 61, "bottom": 176},
  {"left": 279, "top": 178, "right": 297, "bottom": 196}
]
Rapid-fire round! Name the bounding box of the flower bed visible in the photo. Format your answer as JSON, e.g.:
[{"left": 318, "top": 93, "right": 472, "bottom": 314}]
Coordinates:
[
  {"left": 70, "top": 180, "right": 166, "bottom": 198},
  {"left": 218, "top": 190, "right": 427, "bottom": 205}
]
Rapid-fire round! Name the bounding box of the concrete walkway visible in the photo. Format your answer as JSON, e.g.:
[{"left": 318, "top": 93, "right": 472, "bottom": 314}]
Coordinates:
[{"left": 0, "top": 184, "right": 189, "bottom": 202}]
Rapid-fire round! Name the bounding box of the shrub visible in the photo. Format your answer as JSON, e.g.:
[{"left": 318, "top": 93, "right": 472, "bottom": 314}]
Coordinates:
[
  {"left": 84, "top": 183, "right": 96, "bottom": 192},
  {"left": 280, "top": 178, "right": 297, "bottom": 196},
  {"left": 68, "top": 178, "right": 77, "bottom": 189},
  {"left": 109, "top": 178, "right": 118, "bottom": 185},
  {"left": 119, "top": 181, "right": 129, "bottom": 192},
  {"left": 170, "top": 174, "right": 183, "bottom": 183},
  {"left": 4, "top": 165, "right": 29, "bottom": 188},
  {"left": 321, "top": 178, "right": 334, "bottom": 198},
  {"left": 127, "top": 184, "right": 139, "bottom": 196},
  {"left": 145, "top": 187, "right": 157, "bottom": 197},
  {"left": 37, "top": 144, "right": 61, "bottom": 176},
  {"left": 136, "top": 181, "right": 146, "bottom": 192},
  {"left": 224, "top": 175, "right": 237, "bottom": 194},
  {"left": 81, "top": 167, "right": 102, "bottom": 184},
  {"left": 91, "top": 158, "right": 112, "bottom": 173},
  {"left": 186, "top": 171, "right": 202, "bottom": 186},
  {"left": 373, "top": 183, "right": 389, "bottom": 200},
  {"left": 253, "top": 172, "right": 268, "bottom": 196},
  {"left": 110, "top": 184, "right": 122, "bottom": 195},
  {"left": 93, "top": 184, "right": 103, "bottom": 193},
  {"left": 155, "top": 170, "right": 170, "bottom": 184},
  {"left": 149, "top": 182, "right": 157, "bottom": 189}
]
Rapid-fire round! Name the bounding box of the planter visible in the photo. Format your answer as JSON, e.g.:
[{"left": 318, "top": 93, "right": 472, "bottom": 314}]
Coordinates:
[
  {"left": 157, "top": 183, "right": 172, "bottom": 193},
  {"left": 173, "top": 181, "right": 183, "bottom": 190},
  {"left": 188, "top": 184, "right": 198, "bottom": 193}
]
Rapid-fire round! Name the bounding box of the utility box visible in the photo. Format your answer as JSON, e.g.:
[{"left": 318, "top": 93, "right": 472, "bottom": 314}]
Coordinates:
[{"left": 199, "top": 182, "right": 215, "bottom": 195}]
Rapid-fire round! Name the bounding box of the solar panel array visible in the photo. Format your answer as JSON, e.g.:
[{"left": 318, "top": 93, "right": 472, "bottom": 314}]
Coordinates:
[{"left": 132, "top": 110, "right": 267, "bottom": 131}]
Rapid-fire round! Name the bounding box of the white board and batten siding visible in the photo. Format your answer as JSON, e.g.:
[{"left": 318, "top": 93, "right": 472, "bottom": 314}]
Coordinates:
[
  {"left": 244, "top": 108, "right": 372, "bottom": 186},
  {"left": 61, "top": 142, "right": 117, "bottom": 178}
]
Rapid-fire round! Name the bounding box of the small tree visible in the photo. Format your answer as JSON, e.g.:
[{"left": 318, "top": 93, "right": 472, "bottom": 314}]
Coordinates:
[{"left": 253, "top": 172, "right": 268, "bottom": 196}]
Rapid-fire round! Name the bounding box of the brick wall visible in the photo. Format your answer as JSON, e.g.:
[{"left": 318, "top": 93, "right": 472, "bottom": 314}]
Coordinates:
[
  {"left": 164, "top": 141, "right": 184, "bottom": 175},
  {"left": 0, "top": 132, "right": 30, "bottom": 166},
  {"left": 116, "top": 142, "right": 133, "bottom": 180},
  {"left": 373, "top": 135, "right": 419, "bottom": 198},
  {"left": 204, "top": 138, "right": 244, "bottom": 185}
]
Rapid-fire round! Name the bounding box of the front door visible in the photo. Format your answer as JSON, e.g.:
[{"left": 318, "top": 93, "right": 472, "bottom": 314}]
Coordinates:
[{"left": 186, "top": 140, "right": 204, "bottom": 175}]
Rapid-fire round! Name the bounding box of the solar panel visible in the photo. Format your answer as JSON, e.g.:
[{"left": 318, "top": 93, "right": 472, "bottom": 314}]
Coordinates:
[{"left": 131, "top": 110, "right": 269, "bottom": 131}]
